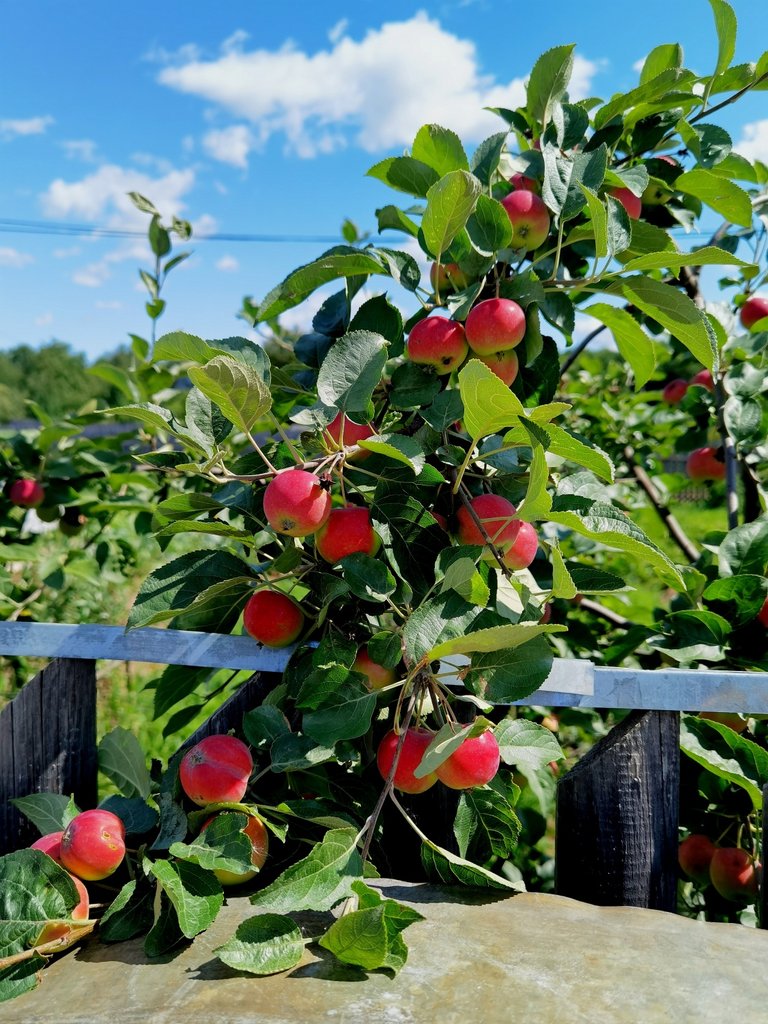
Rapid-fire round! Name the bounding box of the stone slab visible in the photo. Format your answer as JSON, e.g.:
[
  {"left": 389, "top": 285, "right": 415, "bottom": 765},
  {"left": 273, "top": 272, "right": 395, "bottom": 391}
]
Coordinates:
[{"left": 6, "top": 882, "right": 768, "bottom": 1024}]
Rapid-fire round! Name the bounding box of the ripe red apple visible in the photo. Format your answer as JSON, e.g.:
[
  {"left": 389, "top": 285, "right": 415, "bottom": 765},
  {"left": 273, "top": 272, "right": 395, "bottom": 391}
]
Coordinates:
[
  {"left": 465, "top": 298, "right": 526, "bottom": 355},
  {"left": 609, "top": 187, "right": 641, "bottom": 219},
  {"left": 539, "top": 603, "right": 552, "bottom": 625},
  {"left": 263, "top": 468, "right": 331, "bottom": 537},
  {"left": 353, "top": 645, "right": 397, "bottom": 690},
  {"left": 31, "top": 831, "right": 64, "bottom": 863},
  {"left": 455, "top": 493, "right": 519, "bottom": 555},
  {"left": 179, "top": 734, "right": 253, "bottom": 807},
  {"left": 502, "top": 521, "right": 539, "bottom": 570},
  {"left": 758, "top": 597, "right": 768, "bottom": 627},
  {"left": 709, "top": 847, "right": 759, "bottom": 901},
  {"left": 315, "top": 506, "right": 379, "bottom": 563},
  {"left": 376, "top": 728, "right": 437, "bottom": 794},
  {"left": 678, "top": 834, "right": 716, "bottom": 885},
  {"left": 500, "top": 190, "right": 551, "bottom": 251},
  {"left": 407, "top": 316, "right": 468, "bottom": 374},
  {"left": 662, "top": 378, "right": 688, "bottom": 404},
  {"left": 686, "top": 446, "right": 725, "bottom": 481},
  {"left": 8, "top": 478, "right": 45, "bottom": 508},
  {"left": 435, "top": 730, "right": 500, "bottom": 789},
  {"left": 60, "top": 809, "right": 126, "bottom": 881},
  {"left": 689, "top": 368, "right": 715, "bottom": 392},
  {"left": 243, "top": 589, "right": 305, "bottom": 648},
  {"left": 510, "top": 172, "right": 540, "bottom": 194},
  {"left": 739, "top": 295, "right": 768, "bottom": 330},
  {"left": 35, "top": 874, "right": 89, "bottom": 945},
  {"left": 430, "top": 262, "right": 469, "bottom": 293},
  {"left": 325, "top": 412, "right": 375, "bottom": 451},
  {"left": 477, "top": 349, "right": 519, "bottom": 386},
  {"left": 201, "top": 811, "right": 268, "bottom": 886}
]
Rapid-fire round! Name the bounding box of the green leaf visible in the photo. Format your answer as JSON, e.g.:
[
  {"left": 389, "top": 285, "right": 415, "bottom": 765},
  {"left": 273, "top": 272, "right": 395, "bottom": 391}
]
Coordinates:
[
  {"left": 371, "top": 495, "right": 446, "bottom": 602},
  {"left": 619, "top": 275, "right": 718, "bottom": 373},
  {"left": 269, "top": 734, "right": 337, "bottom": 772},
  {"left": 648, "top": 609, "right": 731, "bottom": 664},
  {"left": 9, "top": 793, "right": 75, "bottom": 836},
  {"left": 358, "top": 433, "right": 426, "bottom": 474},
  {"left": 0, "top": 954, "right": 45, "bottom": 1003},
  {"left": 422, "top": 170, "right": 482, "bottom": 258},
  {"left": 463, "top": 638, "right": 555, "bottom": 702},
  {"left": 414, "top": 721, "right": 479, "bottom": 777},
  {"left": 367, "top": 156, "right": 440, "bottom": 197},
  {"left": 503, "top": 422, "right": 615, "bottom": 483},
  {"left": 242, "top": 706, "right": 291, "bottom": 748},
  {"left": 681, "top": 715, "right": 768, "bottom": 809},
  {"left": 348, "top": 295, "right": 404, "bottom": 347},
  {"left": 621, "top": 246, "right": 753, "bottom": 273},
  {"left": 419, "top": 837, "right": 520, "bottom": 890},
  {"left": 428, "top": 622, "right": 564, "bottom": 660},
  {"left": 0, "top": 849, "right": 90, "bottom": 955},
  {"left": 526, "top": 44, "right": 576, "bottom": 129},
  {"left": 389, "top": 362, "right": 442, "bottom": 410},
  {"left": 341, "top": 552, "right": 397, "bottom": 603},
  {"left": 143, "top": 891, "right": 186, "bottom": 958},
  {"left": 99, "top": 877, "right": 155, "bottom": 943},
  {"left": 150, "top": 859, "right": 223, "bottom": 939},
  {"left": 707, "top": 0, "right": 738, "bottom": 78},
  {"left": 718, "top": 518, "right": 768, "bottom": 576},
  {"left": 126, "top": 550, "right": 253, "bottom": 630},
  {"left": 170, "top": 812, "right": 257, "bottom": 876},
  {"left": 454, "top": 786, "right": 522, "bottom": 860},
  {"left": 640, "top": 44, "right": 683, "bottom": 84},
  {"left": 495, "top": 719, "right": 565, "bottom": 771},
  {"left": 412, "top": 124, "right": 469, "bottom": 177},
  {"left": 516, "top": 442, "right": 552, "bottom": 521},
  {"left": 188, "top": 355, "right": 271, "bottom": 435},
  {"left": 214, "top": 914, "right": 305, "bottom": 975},
  {"left": 98, "top": 727, "right": 151, "bottom": 800},
  {"left": 458, "top": 359, "right": 525, "bottom": 439},
  {"left": 548, "top": 495, "right": 684, "bottom": 588},
  {"left": 704, "top": 574, "right": 768, "bottom": 626},
  {"left": 674, "top": 169, "right": 752, "bottom": 227},
  {"left": 375, "top": 205, "right": 419, "bottom": 237},
  {"left": 471, "top": 132, "right": 509, "bottom": 187},
  {"left": 403, "top": 591, "right": 484, "bottom": 664},
  {"left": 439, "top": 554, "right": 490, "bottom": 607},
  {"left": 584, "top": 303, "right": 657, "bottom": 389},
  {"left": 466, "top": 195, "right": 513, "bottom": 255},
  {"left": 542, "top": 144, "right": 607, "bottom": 220},
  {"left": 316, "top": 330, "right": 388, "bottom": 416},
  {"left": 580, "top": 186, "right": 608, "bottom": 258},
  {"left": 550, "top": 542, "right": 578, "bottom": 599},
  {"left": 302, "top": 684, "right": 377, "bottom": 744},
  {"left": 250, "top": 828, "right": 362, "bottom": 914},
  {"left": 99, "top": 796, "right": 158, "bottom": 836},
  {"left": 256, "top": 247, "right": 386, "bottom": 321}
]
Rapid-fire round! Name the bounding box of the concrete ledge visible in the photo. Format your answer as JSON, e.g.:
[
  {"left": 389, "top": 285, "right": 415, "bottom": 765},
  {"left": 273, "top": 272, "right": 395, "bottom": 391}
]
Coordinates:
[{"left": 7, "top": 882, "right": 768, "bottom": 1023}]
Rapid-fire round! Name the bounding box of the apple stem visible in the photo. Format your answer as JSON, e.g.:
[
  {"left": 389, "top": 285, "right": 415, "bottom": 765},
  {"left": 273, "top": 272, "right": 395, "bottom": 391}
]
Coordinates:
[{"left": 269, "top": 413, "right": 304, "bottom": 465}]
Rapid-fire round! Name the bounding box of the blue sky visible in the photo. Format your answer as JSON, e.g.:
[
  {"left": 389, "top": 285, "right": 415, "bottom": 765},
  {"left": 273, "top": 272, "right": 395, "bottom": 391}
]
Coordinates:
[{"left": 1, "top": 0, "right": 766, "bottom": 359}]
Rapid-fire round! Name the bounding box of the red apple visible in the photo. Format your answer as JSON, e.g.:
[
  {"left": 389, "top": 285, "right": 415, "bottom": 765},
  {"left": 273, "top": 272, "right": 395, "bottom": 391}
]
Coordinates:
[
  {"left": 455, "top": 494, "right": 519, "bottom": 555},
  {"left": 709, "top": 847, "right": 759, "bottom": 901},
  {"left": 200, "top": 811, "right": 268, "bottom": 886},
  {"left": 243, "top": 590, "right": 305, "bottom": 648},
  {"left": 502, "top": 521, "right": 539, "bottom": 570},
  {"left": 435, "top": 730, "right": 500, "bottom": 789},
  {"left": 315, "top": 506, "right": 379, "bottom": 563},
  {"left": 689, "top": 368, "right": 715, "bottom": 392},
  {"left": 510, "top": 172, "right": 540, "bottom": 194},
  {"left": 740, "top": 296, "right": 768, "bottom": 330},
  {"left": 60, "top": 809, "right": 126, "bottom": 881},
  {"left": 500, "top": 190, "right": 551, "bottom": 251},
  {"left": 35, "top": 874, "right": 89, "bottom": 945},
  {"left": 353, "top": 645, "right": 397, "bottom": 690},
  {"left": 699, "top": 711, "right": 748, "bottom": 733},
  {"left": 477, "top": 349, "right": 519, "bottom": 386},
  {"left": 376, "top": 728, "right": 437, "bottom": 794},
  {"left": 678, "top": 834, "right": 716, "bottom": 885},
  {"left": 662, "top": 379, "right": 688, "bottom": 404},
  {"left": 758, "top": 597, "right": 768, "bottom": 627},
  {"left": 8, "top": 479, "right": 45, "bottom": 508},
  {"left": 31, "top": 831, "right": 64, "bottom": 864},
  {"left": 407, "top": 316, "right": 468, "bottom": 375},
  {"left": 465, "top": 298, "right": 526, "bottom": 355},
  {"left": 179, "top": 734, "right": 253, "bottom": 807},
  {"left": 430, "top": 262, "right": 469, "bottom": 293},
  {"left": 325, "top": 412, "right": 375, "bottom": 450},
  {"left": 263, "top": 468, "right": 331, "bottom": 537},
  {"left": 609, "top": 187, "right": 641, "bottom": 219},
  {"left": 686, "top": 446, "right": 725, "bottom": 481}
]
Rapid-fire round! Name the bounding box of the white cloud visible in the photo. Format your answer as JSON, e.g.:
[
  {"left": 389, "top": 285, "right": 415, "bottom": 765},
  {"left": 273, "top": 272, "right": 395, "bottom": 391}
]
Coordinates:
[
  {"left": 157, "top": 15, "right": 602, "bottom": 159},
  {"left": 95, "top": 300, "right": 123, "bottom": 309},
  {"left": 53, "top": 245, "right": 82, "bottom": 259},
  {"left": 0, "top": 115, "right": 54, "bottom": 140},
  {"left": 72, "top": 240, "right": 151, "bottom": 288},
  {"left": 0, "top": 247, "right": 33, "bottom": 267},
  {"left": 736, "top": 119, "right": 768, "bottom": 164},
  {"left": 62, "top": 139, "right": 99, "bottom": 162},
  {"left": 632, "top": 57, "right": 645, "bottom": 73},
  {"left": 35, "top": 312, "right": 53, "bottom": 326},
  {"left": 216, "top": 255, "right": 239, "bottom": 272},
  {"left": 328, "top": 19, "right": 349, "bottom": 44},
  {"left": 41, "top": 163, "right": 196, "bottom": 227},
  {"left": 203, "top": 124, "right": 253, "bottom": 168}
]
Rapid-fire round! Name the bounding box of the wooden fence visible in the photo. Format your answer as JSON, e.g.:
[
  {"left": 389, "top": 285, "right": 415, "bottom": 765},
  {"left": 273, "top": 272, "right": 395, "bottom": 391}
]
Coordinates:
[{"left": 2, "top": 621, "right": 768, "bottom": 920}]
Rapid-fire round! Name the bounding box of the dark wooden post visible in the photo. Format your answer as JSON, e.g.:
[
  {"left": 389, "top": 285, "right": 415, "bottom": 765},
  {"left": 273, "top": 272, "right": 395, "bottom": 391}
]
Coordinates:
[
  {"left": 555, "top": 709, "right": 680, "bottom": 911},
  {"left": 0, "top": 658, "right": 97, "bottom": 854}
]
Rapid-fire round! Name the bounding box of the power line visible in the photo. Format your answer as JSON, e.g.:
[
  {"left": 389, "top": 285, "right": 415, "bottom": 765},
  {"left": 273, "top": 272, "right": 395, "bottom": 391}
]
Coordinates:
[{"left": 0, "top": 218, "right": 358, "bottom": 244}]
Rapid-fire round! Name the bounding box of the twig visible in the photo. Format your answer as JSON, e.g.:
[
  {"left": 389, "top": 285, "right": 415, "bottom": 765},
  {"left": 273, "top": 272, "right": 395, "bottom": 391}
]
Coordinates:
[
  {"left": 0, "top": 922, "right": 96, "bottom": 968},
  {"left": 560, "top": 325, "right": 608, "bottom": 376},
  {"left": 577, "top": 598, "right": 630, "bottom": 628},
  {"left": 457, "top": 483, "right": 513, "bottom": 580},
  {"left": 713, "top": 380, "right": 740, "bottom": 530},
  {"left": 624, "top": 446, "right": 700, "bottom": 561}
]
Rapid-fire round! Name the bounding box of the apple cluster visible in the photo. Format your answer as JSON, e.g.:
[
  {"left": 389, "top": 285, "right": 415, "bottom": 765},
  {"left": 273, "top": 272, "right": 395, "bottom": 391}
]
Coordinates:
[
  {"left": 678, "top": 833, "right": 760, "bottom": 902},
  {"left": 377, "top": 725, "right": 501, "bottom": 794}
]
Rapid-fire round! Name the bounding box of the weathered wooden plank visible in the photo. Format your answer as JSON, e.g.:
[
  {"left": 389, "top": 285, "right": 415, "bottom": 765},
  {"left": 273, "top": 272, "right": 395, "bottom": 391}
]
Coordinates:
[
  {"left": 555, "top": 710, "right": 680, "bottom": 911},
  {"left": 0, "top": 659, "right": 97, "bottom": 854},
  {"left": 177, "top": 671, "right": 282, "bottom": 757}
]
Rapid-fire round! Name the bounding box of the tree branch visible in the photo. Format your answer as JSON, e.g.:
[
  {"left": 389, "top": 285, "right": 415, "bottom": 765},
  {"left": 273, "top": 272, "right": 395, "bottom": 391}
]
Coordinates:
[{"left": 624, "top": 446, "right": 700, "bottom": 562}]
